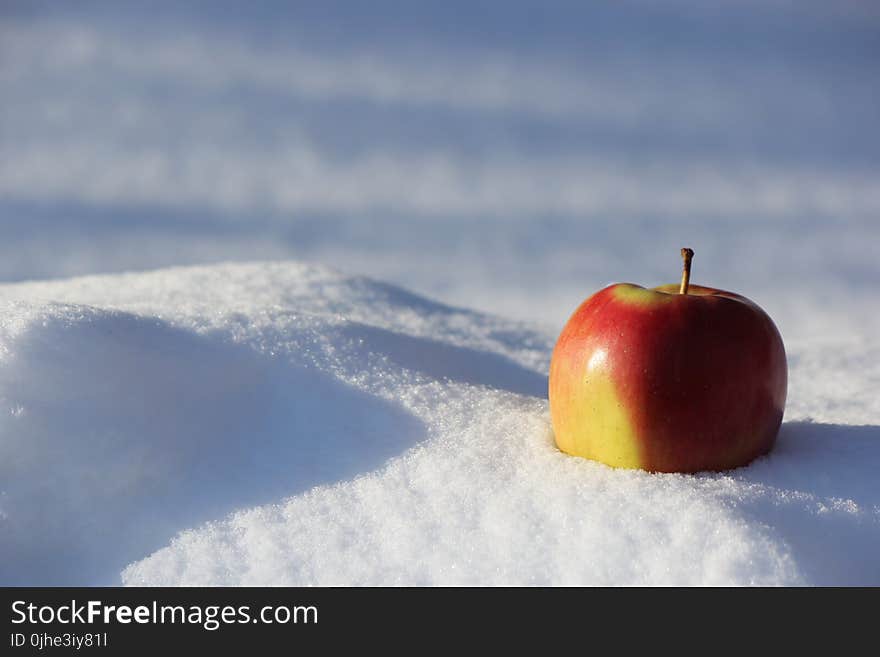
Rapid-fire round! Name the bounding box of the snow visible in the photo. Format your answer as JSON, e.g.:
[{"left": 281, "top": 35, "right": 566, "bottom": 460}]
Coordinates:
[
  {"left": 2, "top": 3, "right": 878, "bottom": 332},
  {"left": 0, "top": 2, "right": 878, "bottom": 585},
  {"left": 0, "top": 262, "right": 877, "bottom": 586}
]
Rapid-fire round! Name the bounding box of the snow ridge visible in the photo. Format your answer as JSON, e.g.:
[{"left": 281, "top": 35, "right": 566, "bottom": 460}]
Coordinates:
[{"left": 0, "top": 262, "right": 877, "bottom": 585}]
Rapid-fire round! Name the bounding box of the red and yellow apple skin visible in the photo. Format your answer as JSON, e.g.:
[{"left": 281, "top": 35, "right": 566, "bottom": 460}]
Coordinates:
[{"left": 549, "top": 283, "right": 787, "bottom": 473}]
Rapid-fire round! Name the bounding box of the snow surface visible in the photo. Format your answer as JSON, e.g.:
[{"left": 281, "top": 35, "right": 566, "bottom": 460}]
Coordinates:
[
  {"left": 1, "top": 2, "right": 878, "bottom": 585},
  {"left": 0, "top": 262, "right": 877, "bottom": 586}
]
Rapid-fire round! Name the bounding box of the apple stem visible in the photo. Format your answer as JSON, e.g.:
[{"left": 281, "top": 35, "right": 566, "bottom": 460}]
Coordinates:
[{"left": 679, "top": 248, "right": 694, "bottom": 295}]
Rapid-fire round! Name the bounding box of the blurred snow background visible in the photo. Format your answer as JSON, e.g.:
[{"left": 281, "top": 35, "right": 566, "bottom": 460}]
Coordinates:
[
  {"left": 3, "top": 0, "right": 878, "bottom": 337},
  {"left": 1, "top": 2, "right": 879, "bottom": 585}
]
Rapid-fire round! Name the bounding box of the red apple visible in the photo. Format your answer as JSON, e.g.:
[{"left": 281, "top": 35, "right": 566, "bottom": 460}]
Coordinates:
[{"left": 548, "top": 249, "right": 787, "bottom": 473}]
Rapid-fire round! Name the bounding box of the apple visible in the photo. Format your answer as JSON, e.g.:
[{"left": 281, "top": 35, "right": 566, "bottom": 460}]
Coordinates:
[{"left": 548, "top": 248, "right": 787, "bottom": 473}]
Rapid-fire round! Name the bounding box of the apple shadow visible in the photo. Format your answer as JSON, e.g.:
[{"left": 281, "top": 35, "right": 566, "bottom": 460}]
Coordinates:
[
  {"left": 0, "top": 310, "right": 427, "bottom": 585},
  {"left": 723, "top": 421, "right": 880, "bottom": 585}
]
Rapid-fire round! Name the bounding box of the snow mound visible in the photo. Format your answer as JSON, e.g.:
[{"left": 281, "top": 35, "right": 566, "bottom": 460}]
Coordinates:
[{"left": 0, "top": 262, "right": 878, "bottom": 585}]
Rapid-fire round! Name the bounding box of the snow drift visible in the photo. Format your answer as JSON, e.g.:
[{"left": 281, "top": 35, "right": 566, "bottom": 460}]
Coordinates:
[{"left": 1, "top": 262, "right": 877, "bottom": 586}]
